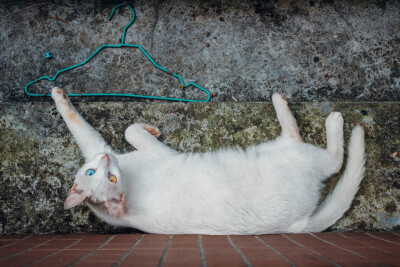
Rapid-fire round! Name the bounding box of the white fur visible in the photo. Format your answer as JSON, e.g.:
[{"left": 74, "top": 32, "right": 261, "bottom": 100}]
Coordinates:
[{"left": 52, "top": 87, "right": 365, "bottom": 234}]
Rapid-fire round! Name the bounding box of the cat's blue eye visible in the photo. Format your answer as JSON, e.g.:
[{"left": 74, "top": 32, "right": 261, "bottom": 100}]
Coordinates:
[{"left": 86, "top": 169, "right": 96, "bottom": 176}]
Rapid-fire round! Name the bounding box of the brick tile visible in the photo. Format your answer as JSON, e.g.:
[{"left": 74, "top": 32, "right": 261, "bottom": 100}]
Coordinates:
[
  {"left": 30, "top": 250, "right": 93, "bottom": 267},
  {"left": 34, "top": 239, "right": 79, "bottom": 250},
  {"left": 75, "top": 249, "right": 129, "bottom": 267},
  {"left": 342, "top": 233, "right": 400, "bottom": 260},
  {"left": 258, "top": 234, "right": 333, "bottom": 266},
  {"left": 66, "top": 234, "right": 112, "bottom": 250},
  {"left": 100, "top": 234, "right": 142, "bottom": 249},
  {"left": 29, "top": 235, "right": 110, "bottom": 267},
  {"left": 1, "top": 249, "right": 59, "bottom": 267},
  {"left": 56, "top": 234, "right": 85, "bottom": 240},
  {"left": 315, "top": 233, "right": 400, "bottom": 266},
  {"left": 364, "top": 233, "right": 400, "bottom": 249},
  {"left": 230, "top": 235, "right": 291, "bottom": 267},
  {"left": 287, "top": 234, "right": 371, "bottom": 266},
  {"left": 74, "top": 235, "right": 142, "bottom": 267},
  {"left": 314, "top": 233, "right": 369, "bottom": 248},
  {"left": 0, "top": 246, "right": 31, "bottom": 257},
  {"left": 0, "top": 240, "right": 18, "bottom": 247},
  {"left": 0, "top": 235, "right": 55, "bottom": 258},
  {"left": 351, "top": 248, "right": 400, "bottom": 266},
  {"left": 0, "top": 235, "right": 29, "bottom": 240},
  {"left": 0, "top": 236, "right": 29, "bottom": 249},
  {"left": 342, "top": 233, "right": 400, "bottom": 255},
  {"left": 0, "top": 238, "right": 77, "bottom": 267},
  {"left": 24, "top": 235, "right": 57, "bottom": 242},
  {"left": 119, "top": 234, "right": 170, "bottom": 266},
  {"left": 367, "top": 232, "right": 400, "bottom": 243},
  {"left": 201, "top": 235, "right": 247, "bottom": 267},
  {"left": 2, "top": 233, "right": 400, "bottom": 266},
  {"left": 162, "top": 235, "right": 202, "bottom": 267}
]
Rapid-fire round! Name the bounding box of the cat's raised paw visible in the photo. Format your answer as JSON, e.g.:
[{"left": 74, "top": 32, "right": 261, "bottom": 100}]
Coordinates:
[
  {"left": 52, "top": 87, "right": 65, "bottom": 96},
  {"left": 272, "top": 93, "right": 287, "bottom": 104},
  {"left": 51, "top": 87, "right": 69, "bottom": 103},
  {"left": 144, "top": 125, "right": 161, "bottom": 138},
  {"left": 326, "top": 112, "right": 344, "bottom": 130},
  {"left": 326, "top": 112, "right": 344, "bottom": 172},
  {"left": 125, "top": 123, "right": 161, "bottom": 141}
]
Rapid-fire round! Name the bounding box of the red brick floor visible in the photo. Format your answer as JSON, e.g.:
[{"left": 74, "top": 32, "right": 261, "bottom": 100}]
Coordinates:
[{"left": 0, "top": 232, "right": 399, "bottom": 266}]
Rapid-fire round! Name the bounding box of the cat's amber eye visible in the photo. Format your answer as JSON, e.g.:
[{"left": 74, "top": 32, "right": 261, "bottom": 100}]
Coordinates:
[{"left": 108, "top": 175, "right": 117, "bottom": 183}]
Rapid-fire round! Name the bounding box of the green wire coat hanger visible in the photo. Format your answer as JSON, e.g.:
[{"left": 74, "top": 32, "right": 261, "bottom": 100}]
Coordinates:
[{"left": 25, "top": 3, "right": 211, "bottom": 102}]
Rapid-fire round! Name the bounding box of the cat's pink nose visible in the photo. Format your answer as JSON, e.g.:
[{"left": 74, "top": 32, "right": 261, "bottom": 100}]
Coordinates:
[{"left": 99, "top": 154, "right": 110, "bottom": 168}]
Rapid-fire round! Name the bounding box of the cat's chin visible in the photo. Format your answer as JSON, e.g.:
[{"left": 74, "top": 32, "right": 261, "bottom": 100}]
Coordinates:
[
  {"left": 85, "top": 197, "right": 110, "bottom": 214},
  {"left": 85, "top": 197, "right": 104, "bottom": 206},
  {"left": 85, "top": 196, "right": 126, "bottom": 218}
]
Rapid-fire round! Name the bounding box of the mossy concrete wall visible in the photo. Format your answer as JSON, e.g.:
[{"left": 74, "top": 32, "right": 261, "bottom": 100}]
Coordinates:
[
  {"left": 0, "top": 102, "right": 399, "bottom": 234},
  {"left": 0, "top": 0, "right": 399, "bottom": 233}
]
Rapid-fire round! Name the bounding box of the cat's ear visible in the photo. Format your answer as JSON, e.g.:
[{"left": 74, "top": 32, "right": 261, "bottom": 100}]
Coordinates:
[
  {"left": 64, "top": 184, "right": 87, "bottom": 209},
  {"left": 105, "top": 194, "right": 125, "bottom": 217}
]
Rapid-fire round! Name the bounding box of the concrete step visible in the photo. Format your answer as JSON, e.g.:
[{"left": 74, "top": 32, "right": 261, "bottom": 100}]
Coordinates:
[{"left": 0, "top": 102, "right": 399, "bottom": 234}]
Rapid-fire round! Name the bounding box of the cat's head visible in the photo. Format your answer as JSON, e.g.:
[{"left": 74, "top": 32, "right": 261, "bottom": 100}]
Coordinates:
[{"left": 64, "top": 153, "right": 127, "bottom": 217}]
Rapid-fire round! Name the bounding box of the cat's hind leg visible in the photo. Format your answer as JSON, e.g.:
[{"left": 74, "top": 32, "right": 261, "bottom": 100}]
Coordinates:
[
  {"left": 51, "top": 87, "right": 114, "bottom": 160},
  {"left": 272, "top": 93, "right": 303, "bottom": 142},
  {"left": 125, "top": 123, "right": 175, "bottom": 157},
  {"left": 325, "top": 112, "right": 344, "bottom": 173}
]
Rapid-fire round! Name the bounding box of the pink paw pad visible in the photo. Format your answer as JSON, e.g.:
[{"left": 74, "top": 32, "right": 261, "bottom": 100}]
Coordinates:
[{"left": 145, "top": 126, "right": 160, "bottom": 137}]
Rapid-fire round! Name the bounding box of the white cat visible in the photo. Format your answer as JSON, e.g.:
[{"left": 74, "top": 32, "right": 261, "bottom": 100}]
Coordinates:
[{"left": 52, "top": 87, "right": 365, "bottom": 234}]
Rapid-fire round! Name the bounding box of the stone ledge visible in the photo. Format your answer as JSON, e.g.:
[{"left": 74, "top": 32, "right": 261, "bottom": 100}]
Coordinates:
[{"left": 0, "top": 102, "right": 399, "bottom": 233}]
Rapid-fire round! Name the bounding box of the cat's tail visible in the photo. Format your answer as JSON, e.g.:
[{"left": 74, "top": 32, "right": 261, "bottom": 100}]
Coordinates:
[{"left": 303, "top": 126, "right": 365, "bottom": 232}]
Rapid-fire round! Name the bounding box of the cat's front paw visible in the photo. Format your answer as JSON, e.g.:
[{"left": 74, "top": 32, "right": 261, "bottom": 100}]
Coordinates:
[
  {"left": 272, "top": 92, "right": 287, "bottom": 106},
  {"left": 51, "top": 87, "right": 69, "bottom": 104}
]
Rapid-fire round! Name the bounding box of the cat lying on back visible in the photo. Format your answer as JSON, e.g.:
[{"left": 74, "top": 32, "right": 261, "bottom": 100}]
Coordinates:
[{"left": 52, "top": 87, "right": 365, "bottom": 234}]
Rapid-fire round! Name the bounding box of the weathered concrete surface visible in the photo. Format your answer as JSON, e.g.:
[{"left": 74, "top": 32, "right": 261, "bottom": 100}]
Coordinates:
[
  {"left": 1, "top": 0, "right": 399, "bottom": 102},
  {"left": 0, "top": 102, "right": 399, "bottom": 234}
]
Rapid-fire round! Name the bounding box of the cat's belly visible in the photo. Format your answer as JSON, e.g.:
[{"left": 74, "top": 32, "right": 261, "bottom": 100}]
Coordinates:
[{"left": 116, "top": 143, "right": 333, "bottom": 234}]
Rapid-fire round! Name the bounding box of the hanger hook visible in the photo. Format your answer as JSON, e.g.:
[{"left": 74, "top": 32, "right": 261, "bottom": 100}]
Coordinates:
[{"left": 108, "top": 2, "right": 135, "bottom": 44}]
